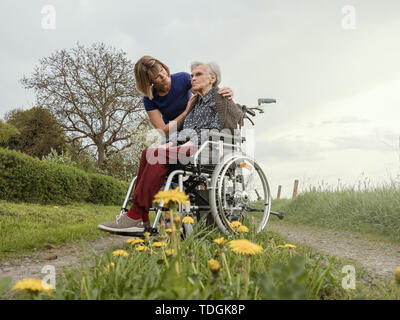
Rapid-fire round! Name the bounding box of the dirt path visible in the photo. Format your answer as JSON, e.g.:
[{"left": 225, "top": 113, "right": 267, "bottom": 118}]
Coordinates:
[
  {"left": 267, "top": 220, "right": 400, "bottom": 280},
  {"left": 0, "top": 234, "right": 130, "bottom": 285}
]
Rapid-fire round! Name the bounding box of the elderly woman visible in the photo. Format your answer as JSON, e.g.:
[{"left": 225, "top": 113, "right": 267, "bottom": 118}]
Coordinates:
[{"left": 98, "top": 62, "right": 243, "bottom": 234}]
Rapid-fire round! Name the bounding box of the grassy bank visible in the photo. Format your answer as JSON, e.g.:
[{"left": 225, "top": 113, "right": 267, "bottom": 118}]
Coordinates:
[
  {"left": 3, "top": 222, "right": 400, "bottom": 300},
  {"left": 1, "top": 200, "right": 400, "bottom": 299},
  {"left": 270, "top": 185, "right": 400, "bottom": 242},
  {"left": 0, "top": 200, "right": 120, "bottom": 261}
]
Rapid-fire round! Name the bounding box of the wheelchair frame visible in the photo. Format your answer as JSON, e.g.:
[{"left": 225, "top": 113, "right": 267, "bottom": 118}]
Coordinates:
[{"left": 118, "top": 99, "right": 283, "bottom": 236}]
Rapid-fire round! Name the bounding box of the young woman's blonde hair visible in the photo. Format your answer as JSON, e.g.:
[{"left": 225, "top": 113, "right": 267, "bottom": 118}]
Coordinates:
[{"left": 134, "top": 56, "right": 170, "bottom": 99}]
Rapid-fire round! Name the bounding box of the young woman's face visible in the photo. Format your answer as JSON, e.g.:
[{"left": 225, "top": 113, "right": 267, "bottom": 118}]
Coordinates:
[{"left": 151, "top": 66, "right": 170, "bottom": 87}]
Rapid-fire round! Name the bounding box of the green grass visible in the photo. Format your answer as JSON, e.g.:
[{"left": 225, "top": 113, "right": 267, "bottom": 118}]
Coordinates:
[
  {"left": 0, "top": 200, "right": 120, "bottom": 261},
  {"left": 3, "top": 222, "right": 399, "bottom": 300},
  {"left": 269, "top": 185, "right": 400, "bottom": 243},
  {"left": 2, "top": 192, "right": 400, "bottom": 300}
]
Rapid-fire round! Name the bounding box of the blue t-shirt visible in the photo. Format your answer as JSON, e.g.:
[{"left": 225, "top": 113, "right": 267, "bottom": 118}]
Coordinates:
[{"left": 143, "top": 72, "right": 192, "bottom": 124}]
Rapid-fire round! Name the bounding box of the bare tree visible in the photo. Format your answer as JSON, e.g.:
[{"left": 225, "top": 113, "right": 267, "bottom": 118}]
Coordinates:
[{"left": 21, "top": 42, "right": 148, "bottom": 168}]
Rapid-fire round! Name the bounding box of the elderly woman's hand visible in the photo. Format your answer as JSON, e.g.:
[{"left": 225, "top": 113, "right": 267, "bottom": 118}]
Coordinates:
[{"left": 218, "top": 87, "right": 234, "bottom": 100}]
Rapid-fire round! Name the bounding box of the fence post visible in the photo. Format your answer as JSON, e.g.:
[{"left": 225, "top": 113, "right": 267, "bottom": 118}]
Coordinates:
[
  {"left": 254, "top": 189, "right": 261, "bottom": 201},
  {"left": 292, "top": 179, "right": 299, "bottom": 199},
  {"left": 277, "top": 185, "right": 282, "bottom": 200}
]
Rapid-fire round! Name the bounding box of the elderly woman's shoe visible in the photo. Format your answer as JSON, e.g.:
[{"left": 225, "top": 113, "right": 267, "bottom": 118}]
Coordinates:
[{"left": 98, "top": 214, "right": 145, "bottom": 233}]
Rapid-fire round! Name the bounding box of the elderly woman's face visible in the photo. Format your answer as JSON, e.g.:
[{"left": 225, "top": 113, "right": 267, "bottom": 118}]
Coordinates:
[{"left": 191, "top": 65, "right": 215, "bottom": 92}]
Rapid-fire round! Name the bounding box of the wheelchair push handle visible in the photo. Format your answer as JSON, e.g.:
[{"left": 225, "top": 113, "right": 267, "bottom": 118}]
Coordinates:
[
  {"left": 258, "top": 98, "right": 276, "bottom": 105},
  {"left": 241, "top": 98, "right": 276, "bottom": 123}
]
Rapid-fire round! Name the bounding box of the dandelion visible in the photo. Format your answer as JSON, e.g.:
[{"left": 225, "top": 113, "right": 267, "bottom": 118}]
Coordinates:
[
  {"left": 182, "top": 216, "right": 194, "bottom": 224},
  {"left": 154, "top": 187, "right": 190, "bottom": 206},
  {"left": 53, "top": 206, "right": 59, "bottom": 209},
  {"left": 152, "top": 241, "right": 168, "bottom": 248},
  {"left": 228, "top": 239, "right": 262, "bottom": 299},
  {"left": 143, "top": 232, "right": 150, "bottom": 238},
  {"left": 165, "top": 228, "right": 173, "bottom": 234},
  {"left": 105, "top": 262, "right": 115, "bottom": 272},
  {"left": 12, "top": 278, "right": 53, "bottom": 294},
  {"left": 213, "top": 237, "right": 226, "bottom": 246},
  {"left": 135, "top": 245, "right": 148, "bottom": 252},
  {"left": 277, "top": 244, "right": 296, "bottom": 249},
  {"left": 230, "top": 221, "right": 242, "bottom": 230},
  {"left": 126, "top": 238, "right": 144, "bottom": 245},
  {"left": 112, "top": 249, "right": 129, "bottom": 257},
  {"left": 228, "top": 239, "right": 263, "bottom": 255},
  {"left": 395, "top": 267, "right": 400, "bottom": 283},
  {"left": 237, "top": 225, "right": 249, "bottom": 233},
  {"left": 173, "top": 216, "right": 181, "bottom": 224},
  {"left": 165, "top": 249, "right": 175, "bottom": 256},
  {"left": 208, "top": 259, "right": 222, "bottom": 273},
  {"left": 239, "top": 162, "right": 253, "bottom": 171}
]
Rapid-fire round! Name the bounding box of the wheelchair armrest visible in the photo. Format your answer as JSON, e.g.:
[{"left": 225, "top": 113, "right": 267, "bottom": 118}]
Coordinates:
[{"left": 208, "top": 131, "right": 245, "bottom": 143}]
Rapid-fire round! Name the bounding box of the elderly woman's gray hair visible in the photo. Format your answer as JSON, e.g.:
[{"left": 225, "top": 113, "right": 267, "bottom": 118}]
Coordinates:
[{"left": 190, "top": 61, "right": 221, "bottom": 87}]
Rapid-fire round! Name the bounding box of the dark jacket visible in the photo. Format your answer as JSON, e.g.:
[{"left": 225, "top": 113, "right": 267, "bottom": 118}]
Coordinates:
[{"left": 181, "top": 86, "right": 244, "bottom": 133}]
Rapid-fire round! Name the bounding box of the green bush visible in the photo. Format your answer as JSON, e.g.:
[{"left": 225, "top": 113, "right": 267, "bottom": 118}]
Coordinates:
[
  {"left": 0, "top": 148, "right": 128, "bottom": 205},
  {"left": 88, "top": 173, "right": 129, "bottom": 205}
]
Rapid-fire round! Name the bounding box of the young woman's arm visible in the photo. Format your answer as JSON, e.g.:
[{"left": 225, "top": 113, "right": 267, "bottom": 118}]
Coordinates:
[{"left": 146, "top": 95, "right": 196, "bottom": 136}]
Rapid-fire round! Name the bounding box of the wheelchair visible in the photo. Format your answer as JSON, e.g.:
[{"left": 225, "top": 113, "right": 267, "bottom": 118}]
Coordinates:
[{"left": 117, "top": 98, "right": 284, "bottom": 237}]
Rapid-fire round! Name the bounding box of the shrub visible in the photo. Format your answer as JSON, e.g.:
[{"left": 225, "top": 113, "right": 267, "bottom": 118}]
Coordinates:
[{"left": 0, "top": 148, "right": 128, "bottom": 205}]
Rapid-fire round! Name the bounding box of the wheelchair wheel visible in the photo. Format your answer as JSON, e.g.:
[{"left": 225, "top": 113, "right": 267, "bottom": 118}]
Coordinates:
[{"left": 209, "top": 153, "right": 271, "bottom": 234}]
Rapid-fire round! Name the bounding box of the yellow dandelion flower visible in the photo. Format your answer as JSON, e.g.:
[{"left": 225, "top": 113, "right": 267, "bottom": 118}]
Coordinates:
[
  {"left": 53, "top": 206, "right": 59, "bottom": 209},
  {"left": 182, "top": 216, "right": 194, "bottom": 224},
  {"left": 239, "top": 162, "right": 253, "bottom": 171},
  {"left": 237, "top": 225, "right": 249, "bottom": 233},
  {"left": 276, "top": 244, "right": 296, "bottom": 249},
  {"left": 105, "top": 262, "right": 115, "bottom": 272},
  {"left": 174, "top": 216, "right": 181, "bottom": 224},
  {"left": 228, "top": 239, "right": 263, "bottom": 255},
  {"left": 152, "top": 241, "right": 167, "bottom": 248},
  {"left": 165, "top": 228, "right": 173, "bottom": 234},
  {"left": 135, "top": 245, "right": 148, "bottom": 251},
  {"left": 143, "top": 232, "right": 150, "bottom": 238},
  {"left": 165, "top": 249, "right": 175, "bottom": 256},
  {"left": 12, "top": 278, "right": 53, "bottom": 294},
  {"left": 208, "top": 259, "right": 221, "bottom": 272},
  {"left": 126, "top": 238, "right": 144, "bottom": 245},
  {"left": 213, "top": 237, "right": 227, "bottom": 246},
  {"left": 230, "top": 221, "right": 242, "bottom": 230},
  {"left": 395, "top": 267, "right": 400, "bottom": 283},
  {"left": 112, "top": 249, "right": 129, "bottom": 257},
  {"left": 153, "top": 187, "right": 190, "bottom": 206}
]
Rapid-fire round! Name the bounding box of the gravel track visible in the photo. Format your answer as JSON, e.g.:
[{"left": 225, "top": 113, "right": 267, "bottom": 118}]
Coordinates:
[{"left": 267, "top": 220, "right": 400, "bottom": 280}]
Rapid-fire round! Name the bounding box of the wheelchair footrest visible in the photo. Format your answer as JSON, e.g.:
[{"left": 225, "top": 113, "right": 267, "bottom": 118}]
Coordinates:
[
  {"left": 270, "top": 211, "right": 284, "bottom": 220},
  {"left": 107, "top": 227, "right": 158, "bottom": 237}
]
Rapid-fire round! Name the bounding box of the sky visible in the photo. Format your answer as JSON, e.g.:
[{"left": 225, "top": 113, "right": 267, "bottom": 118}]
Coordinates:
[{"left": 1, "top": 0, "right": 399, "bottom": 198}]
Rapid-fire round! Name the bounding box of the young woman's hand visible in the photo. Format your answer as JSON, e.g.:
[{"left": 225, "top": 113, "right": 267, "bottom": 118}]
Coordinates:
[
  {"left": 185, "top": 94, "right": 197, "bottom": 114},
  {"left": 218, "top": 87, "right": 234, "bottom": 100}
]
